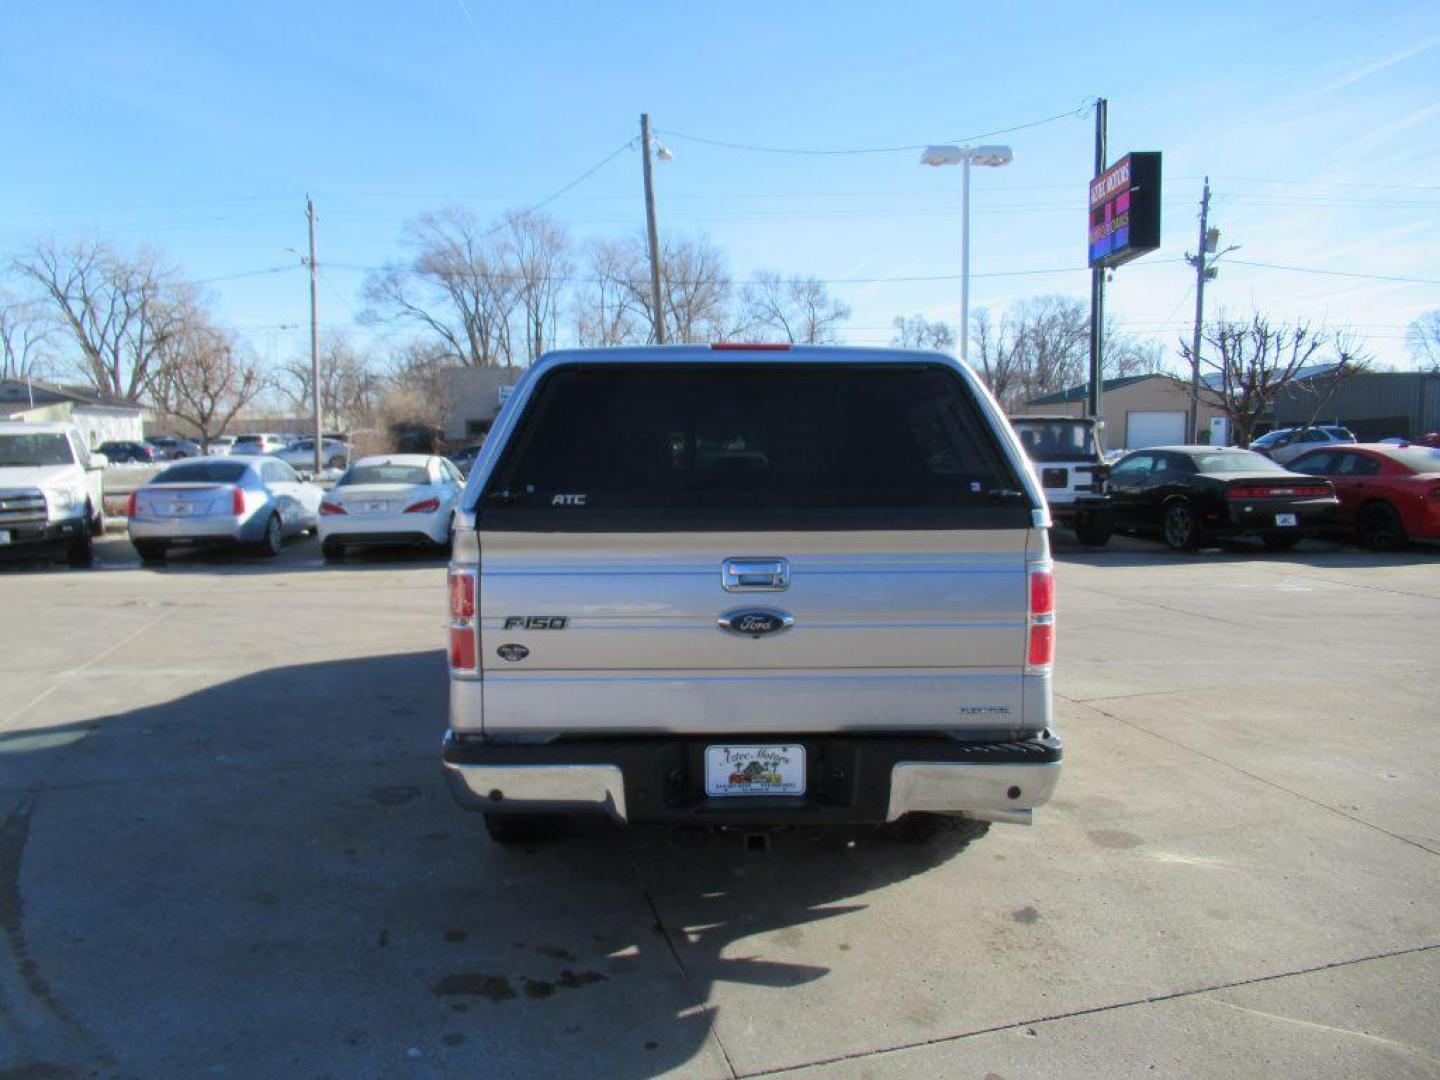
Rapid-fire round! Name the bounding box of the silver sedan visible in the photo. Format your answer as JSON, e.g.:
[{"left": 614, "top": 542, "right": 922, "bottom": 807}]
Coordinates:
[{"left": 127, "top": 456, "right": 322, "bottom": 563}]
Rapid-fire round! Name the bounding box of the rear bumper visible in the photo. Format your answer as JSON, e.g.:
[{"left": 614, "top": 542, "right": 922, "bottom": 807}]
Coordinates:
[
  {"left": 442, "top": 731, "right": 1062, "bottom": 827},
  {"left": 1218, "top": 497, "right": 1338, "bottom": 535},
  {"left": 128, "top": 513, "right": 260, "bottom": 543},
  {"left": 1047, "top": 495, "right": 1111, "bottom": 523},
  {"left": 319, "top": 510, "right": 449, "bottom": 546}
]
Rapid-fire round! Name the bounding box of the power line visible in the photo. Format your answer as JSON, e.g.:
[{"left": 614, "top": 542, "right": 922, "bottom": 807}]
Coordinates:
[
  {"left": 188, "top": 264, "right": 300, "bottom": 286},
  {"left": 320, "top": 260, "right": 1123, "bottom": 284},
  {"left": 1224, "top": 259, "right": 1440, "bottom": 286},
  {"left": 655, "top": 101, "right": 1093, "bottom": 156},
  {"left": 475, "top": 139, "right": 636, "bottom": 235}
]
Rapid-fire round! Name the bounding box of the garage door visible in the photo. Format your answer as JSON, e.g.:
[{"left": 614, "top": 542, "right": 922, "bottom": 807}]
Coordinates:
[{"left": 1125, "top": 411, "right": 1186, "bottom": 449}]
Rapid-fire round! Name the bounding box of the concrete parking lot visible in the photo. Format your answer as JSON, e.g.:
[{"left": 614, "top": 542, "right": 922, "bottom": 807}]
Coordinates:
[{"left": 1, "top": 533, "right": 1437, "bottom": 1078}]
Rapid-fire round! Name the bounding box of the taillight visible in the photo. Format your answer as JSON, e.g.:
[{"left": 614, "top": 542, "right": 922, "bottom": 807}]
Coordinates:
[
  {"left": 231, "top": 487, "right": 245, "bottom": 515},
  {"left": 320, "top": 500, "right": 346, "bottom": 515},
  {"left": 405, "top": 497, "right": 441, "bottom": 514},
  {"left": 1227, "top": 484, "right": 1329, "bottom": 500},
  {"left": 1026, "top": 565, "right": 1055, "bottom": 671},
  {"left": 126, "top": 491, "right": 138, "bottom": 518},
  {"left": 449, "top": 570, "right": 475, "bottom": 619},
  {"left": 448, "top": 567, "right": 479, "bottom": 674}
]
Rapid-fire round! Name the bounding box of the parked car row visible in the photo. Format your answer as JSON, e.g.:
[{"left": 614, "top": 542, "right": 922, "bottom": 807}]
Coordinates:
[
  {"left": 124, "top": 453, "right": 457, "bottom": 564},
  {"left": 1011, "top": 415, "right": 1440, "bottom": 553}
]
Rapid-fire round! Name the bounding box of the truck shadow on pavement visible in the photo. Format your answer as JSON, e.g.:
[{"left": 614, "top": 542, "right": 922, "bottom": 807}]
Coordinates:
[{"left": 0, "top": 650, "right": 977, "bottom": 1079}]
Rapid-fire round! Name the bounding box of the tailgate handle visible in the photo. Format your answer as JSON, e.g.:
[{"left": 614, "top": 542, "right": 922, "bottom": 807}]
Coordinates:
[{"left": 722, "top": 557, "right": 790, "bottom": 592}]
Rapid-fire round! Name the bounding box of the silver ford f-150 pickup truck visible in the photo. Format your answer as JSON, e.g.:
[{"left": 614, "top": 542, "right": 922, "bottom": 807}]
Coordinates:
[{"left": 443, "top": 345, "right": 1061, "bottom": 843}]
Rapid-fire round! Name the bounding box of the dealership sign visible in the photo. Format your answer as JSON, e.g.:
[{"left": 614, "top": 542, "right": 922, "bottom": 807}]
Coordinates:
[{"left": 1088, "top": 151, "right": 1162, "bottom": 268}]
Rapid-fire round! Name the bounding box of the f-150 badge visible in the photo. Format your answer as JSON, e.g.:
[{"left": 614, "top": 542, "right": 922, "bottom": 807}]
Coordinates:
[{"left": 503, "top": 616, "right": 569, "bottom": 630}]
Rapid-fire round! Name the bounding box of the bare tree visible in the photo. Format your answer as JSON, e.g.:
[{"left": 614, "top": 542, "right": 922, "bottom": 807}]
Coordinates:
[
  {"left": 13, "top": 239, "right": 183, "bottom": 401},
  {"left": 277, "top": 333, "right": 375, "bottom": 432},
  {"left": 574, "top": 238, "right": 647, "bottom": 347},
  {"left": 890, "top": 314, "right": 955, "bottom": 352},
  {"left": 505, "top": 212, "right": 571, "bottom": 363},
  {"left": 658, "top": 234, "right": 735, "bottom": 343},
  {"left": 0, "top": 291, "right": 57, "bottom": 381},
  {"left": 968, "top": 308, "right": 1030, "bottom": 409},
  {"left": 740, "top": 271, "right": 850, "bottom": 344},
  {"left": 362, "top": 207, "right": 518, "bottom": 368},
  {"left": 1407, "top": 310, "right": 1440, "bottom": 370},
  {"left": 150, "top": 308, "right": 265, "bottom": 450},
  {"left": 1178, "top": 314, "right": 1370, "bottom": 445}
]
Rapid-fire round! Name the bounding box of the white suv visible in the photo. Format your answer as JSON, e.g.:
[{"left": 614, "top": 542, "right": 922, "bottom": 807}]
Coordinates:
[
  {"left": 0, "top": 421, "right": 108, "bottom": 566},
  {"left": 1249, "top": 426, "right": 1356, "bottom": 465},
  {"left": 442, "top": 345, "right": 1062, "bottom": 845}
]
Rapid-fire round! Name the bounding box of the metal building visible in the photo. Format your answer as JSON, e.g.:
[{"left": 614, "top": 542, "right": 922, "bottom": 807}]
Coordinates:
[{"left": 1269, "top": 371, "right": 1440, "bottom": 440}]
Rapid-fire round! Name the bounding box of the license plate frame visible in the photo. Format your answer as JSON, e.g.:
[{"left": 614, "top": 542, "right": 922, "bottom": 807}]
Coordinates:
[
  {"left": 1274, "top": 513, "right": 1298, "bottom": 527},
  {"left": 704, "top": 744, "right": 806, "bottom": 797}
]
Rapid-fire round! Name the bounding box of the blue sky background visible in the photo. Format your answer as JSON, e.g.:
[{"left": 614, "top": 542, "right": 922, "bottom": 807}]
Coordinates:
[{"left": 2, "top": 0, "right": 1437, "bottom": 370}]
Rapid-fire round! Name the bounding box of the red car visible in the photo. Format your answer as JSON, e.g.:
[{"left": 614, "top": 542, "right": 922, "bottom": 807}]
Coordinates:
[{"left": 1288, "top": 443, "right": 1440, "bottom": 548}]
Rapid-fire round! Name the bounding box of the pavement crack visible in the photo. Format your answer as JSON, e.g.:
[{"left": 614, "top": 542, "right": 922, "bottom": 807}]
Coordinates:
[
  {"left": 1201, "top": 997, "right": 1440, "bottom": 1067},
  {"left": 624, "top": 845, "right": 739, "bottom": 1080},
  {"left": 1063, "top": 693, "right": 1440, "bottom": 858},
  {"left": 1064, "top": 584, "right": 1255, "bottom": 630},
  {"left": 0, "top": 794, "right": 115, "bottom": 1070},
  {"left": 2, "top": 578, "right": 220, "bottom": 732},
  {"left": 736, "top": 942, "right": 1440, "bottom": 1078}
]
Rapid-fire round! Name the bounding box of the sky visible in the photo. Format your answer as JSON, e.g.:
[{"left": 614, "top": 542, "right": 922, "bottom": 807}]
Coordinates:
[{"left": 2, "top": 0, "right": 1437, "bottom": 373}]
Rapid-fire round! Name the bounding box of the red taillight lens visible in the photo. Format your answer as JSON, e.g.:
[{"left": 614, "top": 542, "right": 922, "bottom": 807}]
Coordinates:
[
  {"left": 1228, "top": 484, "right": 1329, "bottom": 500},
  {"left": 1028, "top": 622, "right": 1055, "bottom": 667},
  {"left": 320, "top": 500, "right": 346, "bottom": 516},
  {"left": 126, "top": 491, "right": 138, "bottom": 518},
  {"left": 448, "top": 626, "right": 476, "bottom": 669},
  {"left": 405, "top": 497, "right": 441, "bottom": 514},
  {"left": 1029, "top": 568, "right": 1054, "bottom": 616},
  {"left": 231, "top": 487, "right": 245, "bottom": 515},
  {"left": 1027, "top": 565, "right": 1055, "bottom": 670},
  {"left": 448, "top": 567, "right": 478, "bottom": 672},
  {"left": 448, "top": 570, "right": 475, "bottom": 619}
]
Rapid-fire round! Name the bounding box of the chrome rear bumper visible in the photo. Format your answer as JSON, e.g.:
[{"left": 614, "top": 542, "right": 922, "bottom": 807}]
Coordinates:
[
  {"left": 444, "top": 761, "right": 629, "bottom": 820},
  {"left": 443, "top": 732, "right": 1060, "bottom": 827}
]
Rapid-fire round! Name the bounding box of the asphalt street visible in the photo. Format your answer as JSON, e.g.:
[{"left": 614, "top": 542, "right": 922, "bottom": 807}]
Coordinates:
[{"left": 1, "top": 532, "right": 1437, "bottom": 1078}]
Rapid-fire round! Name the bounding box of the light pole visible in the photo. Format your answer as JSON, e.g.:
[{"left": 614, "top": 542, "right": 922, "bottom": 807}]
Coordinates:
[{"left": 920, "top": 144, "right": 1013, "bottom": 361}]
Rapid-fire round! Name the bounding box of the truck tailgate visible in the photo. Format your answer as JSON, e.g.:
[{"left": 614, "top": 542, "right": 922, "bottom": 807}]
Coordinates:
[{"left": 476, "top": 529, "right": 1031, "bottom": 735}]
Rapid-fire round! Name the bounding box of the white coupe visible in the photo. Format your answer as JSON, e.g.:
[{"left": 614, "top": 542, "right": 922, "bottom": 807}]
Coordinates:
[{"left": 317, "top": 454, "right": 464, "bottom": 560}]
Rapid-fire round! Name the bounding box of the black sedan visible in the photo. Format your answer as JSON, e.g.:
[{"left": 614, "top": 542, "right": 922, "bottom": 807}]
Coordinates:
[
  {"left": 97, "top": 440, "right": 157, "bottom": 464},
  {"left": 1107, "top": 446, "right": 1339, "bottom": 551}
]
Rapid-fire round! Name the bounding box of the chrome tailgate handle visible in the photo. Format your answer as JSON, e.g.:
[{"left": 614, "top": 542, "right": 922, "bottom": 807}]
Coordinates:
[{"left": 722, "top": 557, "right": 790, "bottom": 592}]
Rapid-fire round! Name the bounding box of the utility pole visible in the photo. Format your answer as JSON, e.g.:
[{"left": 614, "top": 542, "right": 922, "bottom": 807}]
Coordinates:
[
  {"left": 1087, "top": 98, "right": 1107, "bottom": 425},
  {"left": 640, "top": 113, "right": 665, "bottom": 345},
  {"left": 306, "top": 195, "right": 322, "bottom": 473},
  {"left": 1186, "top": 179, "right": 1213, "bottom": 444}
]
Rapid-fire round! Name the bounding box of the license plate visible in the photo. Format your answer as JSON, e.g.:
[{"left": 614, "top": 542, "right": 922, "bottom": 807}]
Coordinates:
[
  {"left": 1275, "top": 513, "right": 1298, "bottom": 527},
  {"left": 0, "top": 530, "right": 9, "bottom": 545},
  {"left": 364, "top": 501, "right": 387, "bottom": 513},
  {"left": 705, "top": 745, "right": 806, "bottom": 797},
  {"left": 173, "top": 503, "right": 192, "bottom": 515}
]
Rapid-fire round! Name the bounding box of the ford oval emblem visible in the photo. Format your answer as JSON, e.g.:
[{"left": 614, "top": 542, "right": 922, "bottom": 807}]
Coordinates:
[
  {"left": 717, "top": 609, "right": 794, "bottom": 638},
  {"left": 496, "top": 644, "right": 530, "bottom": 662}
]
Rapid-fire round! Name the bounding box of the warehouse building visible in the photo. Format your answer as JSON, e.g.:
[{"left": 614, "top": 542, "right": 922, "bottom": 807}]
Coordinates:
[{"left": 1014, "top": 374, "right": 1226, "bottom": 450}]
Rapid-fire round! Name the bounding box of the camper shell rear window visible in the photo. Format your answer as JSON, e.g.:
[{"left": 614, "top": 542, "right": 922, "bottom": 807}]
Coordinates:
[{"left": 479, "top": 363, "right": 1032, "bottom": 531}]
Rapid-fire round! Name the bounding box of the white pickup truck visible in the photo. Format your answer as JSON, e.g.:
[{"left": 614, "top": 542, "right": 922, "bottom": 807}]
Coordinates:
[
  {"left": 0, "top": 421, "right": 107, "bottom": 566},
  {"left": 442, "top": 346, "right": 1061, "bottom": 843}
]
